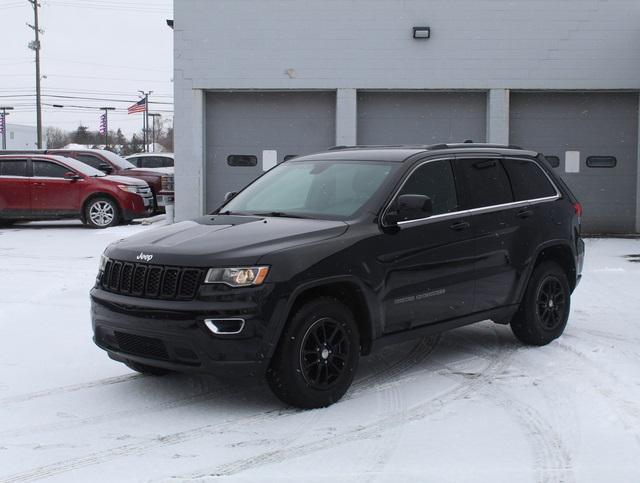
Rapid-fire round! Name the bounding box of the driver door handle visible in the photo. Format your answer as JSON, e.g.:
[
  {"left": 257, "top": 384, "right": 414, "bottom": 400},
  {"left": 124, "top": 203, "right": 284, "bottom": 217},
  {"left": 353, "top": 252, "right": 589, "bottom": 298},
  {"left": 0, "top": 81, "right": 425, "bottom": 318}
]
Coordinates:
[{"left": 449, "top": 221, "right": 470, "bottom": 231}]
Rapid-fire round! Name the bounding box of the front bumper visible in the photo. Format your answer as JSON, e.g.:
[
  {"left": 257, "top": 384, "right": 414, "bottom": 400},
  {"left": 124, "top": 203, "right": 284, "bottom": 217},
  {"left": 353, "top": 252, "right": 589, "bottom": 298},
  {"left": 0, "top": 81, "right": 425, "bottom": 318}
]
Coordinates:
[
  {"left": 121, "top": 192, "right": 154, "bottom": 220},
  {"left": 90, "top": 285, "right": 281, "bottom": 377}
]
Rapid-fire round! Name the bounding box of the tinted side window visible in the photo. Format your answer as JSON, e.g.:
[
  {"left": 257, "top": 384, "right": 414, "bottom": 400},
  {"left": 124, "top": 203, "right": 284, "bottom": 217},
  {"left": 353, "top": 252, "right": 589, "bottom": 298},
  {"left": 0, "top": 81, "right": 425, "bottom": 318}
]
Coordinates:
[
  {"left": 127, "top": 156, "right": 141, "bottom": 167},
  {"left": 32, "top": 161, "right": 69, "bottom": 178},
  {"left": 0, "top": 160, "right": 28, "bottom": 177},
  {"left": 141, "top": 157, "right": 162, "bottom": 168},
  {"left": 502, "top": 159, "right": 557, "bottom": 201},
  {"left": 400, "top": 159, "right": 458, "bottom": 215},
  {"left": 75, "top": 154, "right": 104, "bottom": 170},
  {"left": 454, "top": 158, "right": 513, "bottom": 209}
]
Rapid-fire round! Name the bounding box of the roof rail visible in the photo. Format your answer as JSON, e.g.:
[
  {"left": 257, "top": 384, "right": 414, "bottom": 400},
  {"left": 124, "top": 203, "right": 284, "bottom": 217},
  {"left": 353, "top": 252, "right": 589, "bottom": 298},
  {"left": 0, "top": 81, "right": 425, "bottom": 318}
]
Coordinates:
[{"left": 328, "top": 142, "right": 523, "bottom": 151}]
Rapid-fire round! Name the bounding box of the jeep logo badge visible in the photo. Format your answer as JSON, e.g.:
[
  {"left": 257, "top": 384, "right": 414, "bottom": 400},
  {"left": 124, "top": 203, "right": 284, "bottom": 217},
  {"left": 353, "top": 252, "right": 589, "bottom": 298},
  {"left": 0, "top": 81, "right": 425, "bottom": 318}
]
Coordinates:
[{"left": 136, "top": 252, "right": 154, "bottom": 262}]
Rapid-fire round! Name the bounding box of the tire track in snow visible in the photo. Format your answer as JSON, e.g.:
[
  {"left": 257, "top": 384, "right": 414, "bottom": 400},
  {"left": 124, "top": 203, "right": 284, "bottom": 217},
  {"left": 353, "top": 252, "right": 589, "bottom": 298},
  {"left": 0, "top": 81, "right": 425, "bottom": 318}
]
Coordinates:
[
  {"left": 176, "top": 331, "right": 517, "bottom": 480},
  {"left": 0, "top": 337, "right": 443, "bottom": 481},
  {"left": 0, "top": 374, "right": 145, "bottom": 408},
  {"left": 555, "top": 341, "right": 640, "bottom": 434},
  {"left": 2, "top": 337, "right": 441, "bottom": 440},
  {"left": 435, "top": 353, "right": 575, "bottom": 483}
]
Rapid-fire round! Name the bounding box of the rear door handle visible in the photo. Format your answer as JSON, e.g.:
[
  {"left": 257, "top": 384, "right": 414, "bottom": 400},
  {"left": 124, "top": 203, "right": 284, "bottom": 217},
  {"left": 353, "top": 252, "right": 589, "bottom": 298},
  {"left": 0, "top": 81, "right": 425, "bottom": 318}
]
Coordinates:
[
  {"left": 516, "top": 209, "right": 533, "bottom": 219},
  {"left": 33, "top": 182, "right": 46, "bottom": 187},
  {"left": 449, "top": 221, "right": 470, "bottom": 231}
]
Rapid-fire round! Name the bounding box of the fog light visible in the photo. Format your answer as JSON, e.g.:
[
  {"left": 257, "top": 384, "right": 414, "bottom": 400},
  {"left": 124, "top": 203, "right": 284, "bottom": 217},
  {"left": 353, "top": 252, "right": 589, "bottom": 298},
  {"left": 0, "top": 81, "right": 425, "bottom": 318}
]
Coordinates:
[{"left": 204, "top": 318, "right": 245, "bottom": 335}]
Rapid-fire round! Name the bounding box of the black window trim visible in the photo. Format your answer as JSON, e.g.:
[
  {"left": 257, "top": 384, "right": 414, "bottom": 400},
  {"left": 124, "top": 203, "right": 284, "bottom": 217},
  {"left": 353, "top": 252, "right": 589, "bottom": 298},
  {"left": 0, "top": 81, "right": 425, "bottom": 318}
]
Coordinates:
[
  {"left": 227, "top": 154, "right": 258, "bottom": 167},
  {"left": 586, "top": 155, "right": 617, "bottom": 168},
  {"left": 381, "top": 155, "right": 561, "bottom": 229}
]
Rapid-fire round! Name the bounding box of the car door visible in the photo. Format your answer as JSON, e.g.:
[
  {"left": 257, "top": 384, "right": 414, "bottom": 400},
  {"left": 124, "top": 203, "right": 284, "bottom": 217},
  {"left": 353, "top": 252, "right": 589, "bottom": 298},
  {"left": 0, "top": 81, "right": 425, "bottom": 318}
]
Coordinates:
[
  {"left": 376, "top": 158, "right": 476, "bottom": 333},
  {"left": 0, "top": 158, "right": 31, "bottom": 218},
  {"left": 453, "top": 155, "right": 517, "bottom": 312},
  {"left": 31, "top": 159, "right": 82, "bottom": 215},
  {"left": 500, "top": 156, "right": 562, "bottom": 303}
]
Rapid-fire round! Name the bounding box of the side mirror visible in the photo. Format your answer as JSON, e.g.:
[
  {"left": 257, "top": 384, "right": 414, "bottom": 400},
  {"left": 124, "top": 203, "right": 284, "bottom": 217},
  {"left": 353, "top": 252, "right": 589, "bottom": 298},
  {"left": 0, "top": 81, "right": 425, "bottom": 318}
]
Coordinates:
[
  {"left": 98, "top": 163, "right": 113, "bottom": 174},
  {"left": 224, "top": 191, "right": 237, "bottom": 202},
  {"left": 385, "top": 194, "right": 433, "bottom": 225},
  {"left": 64, "top": 172, "right": 81, "bottom": 181}
]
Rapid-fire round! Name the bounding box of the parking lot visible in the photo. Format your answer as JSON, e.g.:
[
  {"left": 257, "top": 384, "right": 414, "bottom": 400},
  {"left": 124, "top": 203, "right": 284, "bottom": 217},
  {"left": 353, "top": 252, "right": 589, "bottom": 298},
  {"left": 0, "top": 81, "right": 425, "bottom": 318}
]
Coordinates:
[{"left": 0, "top": 222, "right": 639, "bottom": 482}]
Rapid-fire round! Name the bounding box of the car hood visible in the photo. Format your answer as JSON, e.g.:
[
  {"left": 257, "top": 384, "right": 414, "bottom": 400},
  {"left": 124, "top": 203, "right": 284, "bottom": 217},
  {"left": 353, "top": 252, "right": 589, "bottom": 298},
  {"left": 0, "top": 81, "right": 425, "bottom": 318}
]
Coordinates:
[
  {"left": 101, "top": 175, "right": 148, "bottom": 186},
  {"left": 105, "top": 215, "right": 348, "bottom": 267}
]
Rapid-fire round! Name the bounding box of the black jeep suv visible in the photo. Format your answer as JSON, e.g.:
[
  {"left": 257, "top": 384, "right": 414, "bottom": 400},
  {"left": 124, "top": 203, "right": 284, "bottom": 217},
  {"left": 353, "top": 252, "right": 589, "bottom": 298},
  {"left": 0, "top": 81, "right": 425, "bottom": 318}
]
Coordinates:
[{"left": 91, "top": 143, "right": 584, "bottom": 408}]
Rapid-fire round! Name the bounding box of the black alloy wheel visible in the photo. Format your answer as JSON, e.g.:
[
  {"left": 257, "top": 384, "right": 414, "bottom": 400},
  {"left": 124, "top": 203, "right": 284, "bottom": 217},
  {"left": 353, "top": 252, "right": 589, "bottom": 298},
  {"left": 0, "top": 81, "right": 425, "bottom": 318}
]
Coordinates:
[
  {"left": 536, "top": 276, "right": 566, "bottom": 330},
  {"left": 300, "top": 317, "right": 350, "bottom": 390},
  {"left": 267, "top": 297, "right": 360, "bottom": 409},
  {"left": 511, "top": 261, "right": 571, "bottom": 346}
]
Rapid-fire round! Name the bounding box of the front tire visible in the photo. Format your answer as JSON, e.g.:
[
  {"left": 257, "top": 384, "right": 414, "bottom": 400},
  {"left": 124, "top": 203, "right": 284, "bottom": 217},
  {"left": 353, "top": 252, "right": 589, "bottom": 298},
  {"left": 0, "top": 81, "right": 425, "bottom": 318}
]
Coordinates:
[
  {"left": 124, "top": 360, "right": 172, "bottom": 376},
  {"left": 267, "top": 297, "right": 360, "bottom": 409},
  {"left": 511, "top": 261, "right": 571, "bottom": 346},
  {"left": 84, "top": 197, "right": 120, "bottom": 228}
]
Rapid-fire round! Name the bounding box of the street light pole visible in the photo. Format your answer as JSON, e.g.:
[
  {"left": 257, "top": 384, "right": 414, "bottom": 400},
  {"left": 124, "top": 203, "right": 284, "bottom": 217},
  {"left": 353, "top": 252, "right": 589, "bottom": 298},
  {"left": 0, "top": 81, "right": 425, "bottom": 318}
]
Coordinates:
[
  {"left": 27, "top": 0, "right": 43, "bottom": 148},
  {"left": 138, "top": 90, "right": 152, "bottom": 152},
  {"left": 99, "top": 107, "right": 115, "bottom": 149},
  {"left": 0, "top": 107, "right": 14, "bottom": 150}
]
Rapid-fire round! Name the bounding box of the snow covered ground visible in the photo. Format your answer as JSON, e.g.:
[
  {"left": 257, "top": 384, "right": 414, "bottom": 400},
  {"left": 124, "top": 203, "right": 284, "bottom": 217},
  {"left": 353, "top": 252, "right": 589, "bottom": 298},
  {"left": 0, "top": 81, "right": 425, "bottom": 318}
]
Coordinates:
[{"left": 0, "top": 221, "right": 639, "bottom": 482}]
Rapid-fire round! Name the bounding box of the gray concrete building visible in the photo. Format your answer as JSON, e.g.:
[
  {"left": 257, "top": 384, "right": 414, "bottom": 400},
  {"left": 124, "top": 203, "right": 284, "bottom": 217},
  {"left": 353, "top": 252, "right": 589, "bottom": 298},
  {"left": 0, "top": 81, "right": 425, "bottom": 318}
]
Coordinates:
[{"left": 173, "top": 0, "right": 640, "bottom": 233}]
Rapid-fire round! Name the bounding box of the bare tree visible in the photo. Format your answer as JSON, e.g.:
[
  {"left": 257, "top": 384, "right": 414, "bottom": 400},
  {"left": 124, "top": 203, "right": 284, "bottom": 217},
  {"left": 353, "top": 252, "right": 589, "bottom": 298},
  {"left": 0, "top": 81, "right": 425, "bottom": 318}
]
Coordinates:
[{"left": 45, "top": 126, "right": 70, "bottom": 148}]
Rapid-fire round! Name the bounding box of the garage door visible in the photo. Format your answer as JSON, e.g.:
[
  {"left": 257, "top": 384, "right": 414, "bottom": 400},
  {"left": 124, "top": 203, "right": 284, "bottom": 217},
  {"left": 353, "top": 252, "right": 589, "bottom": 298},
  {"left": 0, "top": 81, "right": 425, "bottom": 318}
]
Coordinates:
[
  {"left": 205, "top": 91, "right": 336, "bottom": 210},
  {"left": 510, "top": 92, "right": 638, "bottom": 234},
  {"left": 357, "top": 91, "right": 487, "bottom": 145}
]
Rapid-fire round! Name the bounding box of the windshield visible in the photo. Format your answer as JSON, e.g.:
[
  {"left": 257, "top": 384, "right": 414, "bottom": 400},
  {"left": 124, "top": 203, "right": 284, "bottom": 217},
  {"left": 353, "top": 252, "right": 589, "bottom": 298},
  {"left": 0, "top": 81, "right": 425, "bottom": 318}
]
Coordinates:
[
  {"left": 99, "top": 150, "right": 136, "bottom": 170},
  {"left": 49, "top": 155, "right": 106, "bottom": 177},
  {"left": 220, "top": 160, "right": 398, "bottom": 220}
]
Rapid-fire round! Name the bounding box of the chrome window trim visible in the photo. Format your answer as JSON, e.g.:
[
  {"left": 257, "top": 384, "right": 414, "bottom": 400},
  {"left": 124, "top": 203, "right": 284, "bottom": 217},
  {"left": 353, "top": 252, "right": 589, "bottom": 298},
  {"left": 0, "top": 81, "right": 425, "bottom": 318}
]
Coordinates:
[
  {"left": 204, "top": 318, "right": 245, "bottom": 335},
  {"left": 382, "top": 155, "right": 561, "bottom": 229}
]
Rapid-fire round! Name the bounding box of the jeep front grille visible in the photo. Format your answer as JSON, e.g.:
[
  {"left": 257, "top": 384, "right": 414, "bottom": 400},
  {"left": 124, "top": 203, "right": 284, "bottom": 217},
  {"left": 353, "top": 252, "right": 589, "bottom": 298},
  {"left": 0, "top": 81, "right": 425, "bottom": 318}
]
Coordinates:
[{"left": 100, "top": 259, "right": 204, "bottom": 300}]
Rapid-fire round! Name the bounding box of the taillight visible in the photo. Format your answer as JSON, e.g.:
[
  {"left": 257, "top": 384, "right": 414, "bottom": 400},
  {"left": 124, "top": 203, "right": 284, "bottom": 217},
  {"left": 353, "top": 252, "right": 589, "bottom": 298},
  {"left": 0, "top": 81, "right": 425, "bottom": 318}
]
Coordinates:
[{"left": 573, "top": 202, "right": 582, "bottom": 218}]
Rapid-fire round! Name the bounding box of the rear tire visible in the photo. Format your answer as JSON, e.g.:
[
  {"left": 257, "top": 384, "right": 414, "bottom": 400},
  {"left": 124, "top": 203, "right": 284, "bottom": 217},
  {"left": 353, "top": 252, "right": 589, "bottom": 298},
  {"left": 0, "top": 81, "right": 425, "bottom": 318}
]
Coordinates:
[
  {"left": 84, "top": 196, "right": 120, "bottom": 229},
  {"left": 0, "top": 219, "right": 16, "bottom": 227},
  {"left": 511, "top": 261, "right": 570, "bottom": 346},
  {"left": 266, "top": 297, "right": 360, "bottom": 409},
  {"left": 124, "top": 360, "right": 172, "bottom": 376}
]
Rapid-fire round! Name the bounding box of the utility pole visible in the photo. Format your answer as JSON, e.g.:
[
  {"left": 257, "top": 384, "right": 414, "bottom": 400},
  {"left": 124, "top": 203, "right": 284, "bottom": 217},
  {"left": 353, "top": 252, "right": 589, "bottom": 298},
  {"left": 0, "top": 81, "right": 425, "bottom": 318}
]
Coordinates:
[
  {"left": 0, "top": 107, "right": 14, "bottom": 150},
  {"left": 27, "top": 0, "right": 43, "bottom": 148},
  {"left": 99, "top": 107, "right": 115, "bottom": 149},
  {"left": 149, "top": 113, "right": 161, "bottom": 152},
  {"left": 138, "top": 90, "right": 152, "bottom": 152}
]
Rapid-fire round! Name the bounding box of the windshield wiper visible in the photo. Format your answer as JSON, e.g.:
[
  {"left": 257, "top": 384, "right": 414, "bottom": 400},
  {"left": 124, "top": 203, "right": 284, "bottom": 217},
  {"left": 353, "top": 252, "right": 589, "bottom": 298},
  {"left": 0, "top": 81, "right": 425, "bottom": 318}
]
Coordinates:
[{"left": 248, "top": 211, "right": 309, "bottom": 219}]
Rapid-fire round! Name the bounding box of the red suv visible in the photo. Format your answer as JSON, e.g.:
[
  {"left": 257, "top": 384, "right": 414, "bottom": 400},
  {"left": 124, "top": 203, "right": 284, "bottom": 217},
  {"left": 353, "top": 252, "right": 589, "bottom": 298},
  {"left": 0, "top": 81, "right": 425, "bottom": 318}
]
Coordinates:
[
  {"left": 0, "top": 154, "right": 153, "bottom": 228},
  {"left": 1, "top": 149, "right": 173, "bottom": 212}
]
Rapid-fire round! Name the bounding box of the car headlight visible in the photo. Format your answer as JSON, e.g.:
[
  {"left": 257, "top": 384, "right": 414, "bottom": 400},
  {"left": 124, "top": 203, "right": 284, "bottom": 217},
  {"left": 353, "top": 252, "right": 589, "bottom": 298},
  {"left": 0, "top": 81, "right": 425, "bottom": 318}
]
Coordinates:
[
  {"left": 204, "top": 266, "right": 269, "bottom": 287},
  {"left": 117, "top": 184, "right": 138, "bottom": 193},
  {"left": 99, "top": 254, "right": 109, "bottom": 273}
]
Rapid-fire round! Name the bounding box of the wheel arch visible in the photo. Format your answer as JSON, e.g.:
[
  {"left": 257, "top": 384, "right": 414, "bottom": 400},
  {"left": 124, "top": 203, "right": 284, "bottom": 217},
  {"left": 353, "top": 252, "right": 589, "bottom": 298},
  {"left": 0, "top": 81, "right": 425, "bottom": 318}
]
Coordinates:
[
  {"left": 519, "top": 241, "right": 577, "bottom": 303},
  {"left": 281, "top": 277, "right": 377, "bottom": 356}
]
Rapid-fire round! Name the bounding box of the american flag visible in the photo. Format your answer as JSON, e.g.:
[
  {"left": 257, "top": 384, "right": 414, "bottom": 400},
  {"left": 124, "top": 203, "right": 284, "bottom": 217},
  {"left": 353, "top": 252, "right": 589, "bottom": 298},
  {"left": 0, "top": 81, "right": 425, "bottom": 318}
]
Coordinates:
[
  {"left": 99, "top": 113, "right": 107, "bottom": 135},
  {"left": 128, "top": 99, "right": 146, "bottom": 114}
]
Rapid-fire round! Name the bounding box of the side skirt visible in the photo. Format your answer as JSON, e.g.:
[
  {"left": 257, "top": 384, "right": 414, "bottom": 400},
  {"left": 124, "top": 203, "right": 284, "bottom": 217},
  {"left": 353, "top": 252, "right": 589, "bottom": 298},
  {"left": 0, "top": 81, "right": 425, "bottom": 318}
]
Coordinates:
[{"left": 370, "top": 305, "right": 519, "bottom": 353}]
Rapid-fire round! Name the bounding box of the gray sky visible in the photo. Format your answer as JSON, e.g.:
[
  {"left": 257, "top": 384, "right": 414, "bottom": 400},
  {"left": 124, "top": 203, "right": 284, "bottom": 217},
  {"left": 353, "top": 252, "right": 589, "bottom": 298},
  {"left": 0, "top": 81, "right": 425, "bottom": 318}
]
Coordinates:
[{"left": 0, "top": 0, "right": 173, "bottom": 136}]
